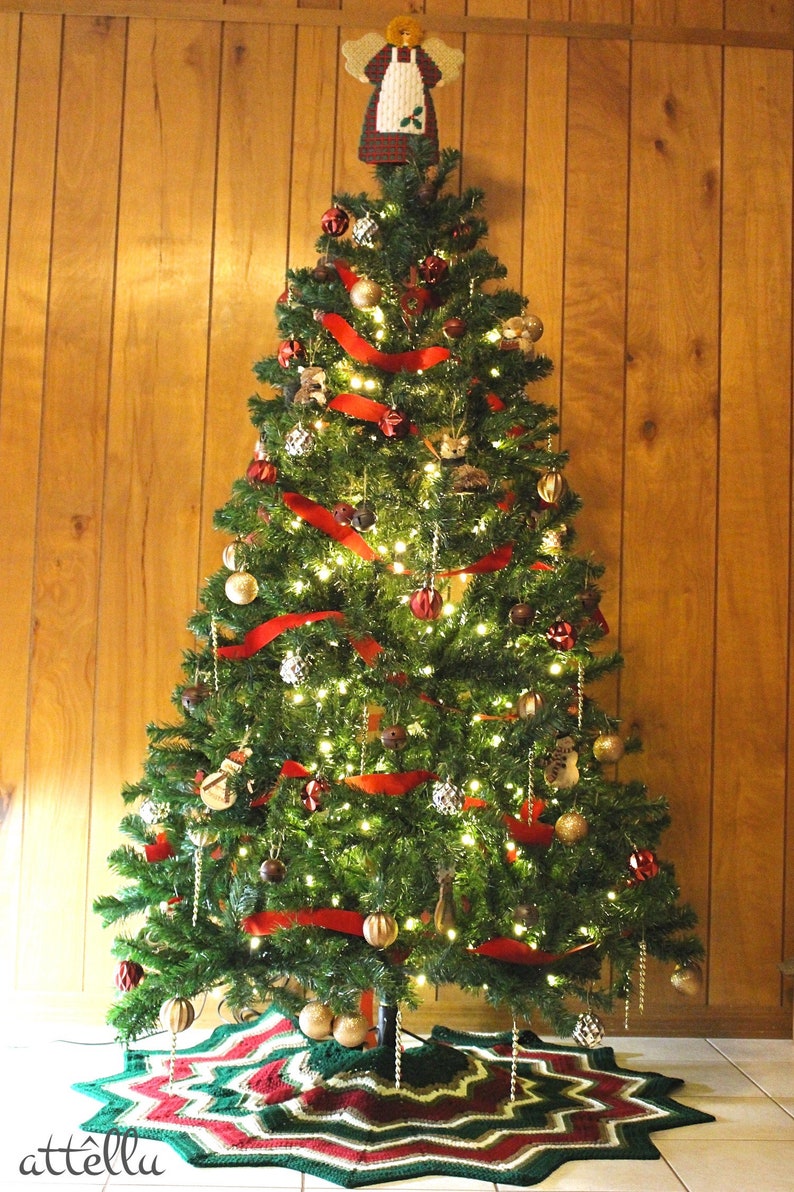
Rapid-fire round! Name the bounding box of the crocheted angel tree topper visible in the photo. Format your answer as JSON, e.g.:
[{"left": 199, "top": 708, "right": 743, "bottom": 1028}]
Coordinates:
[{"left": 343, "top": 14, "right": 464, "bottom": 165}]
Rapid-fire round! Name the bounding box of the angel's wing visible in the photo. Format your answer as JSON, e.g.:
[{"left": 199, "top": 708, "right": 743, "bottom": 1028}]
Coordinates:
[
  {"left": 423, "top": 38, "right": 465, "bottom": 85},
  {"left": 341, "top": 32, "right": 384, "bottom": 81}
]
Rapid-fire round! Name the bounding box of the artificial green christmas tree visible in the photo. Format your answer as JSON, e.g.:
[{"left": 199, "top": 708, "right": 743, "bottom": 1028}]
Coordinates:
[{"left": 96, "top": 42, "right": 703, "bottom": 1051}]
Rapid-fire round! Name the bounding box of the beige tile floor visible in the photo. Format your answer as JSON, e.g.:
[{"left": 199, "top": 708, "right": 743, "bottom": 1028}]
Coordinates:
[{"left": 1, "top": 1025, "right": 792, "bottom": 1192}]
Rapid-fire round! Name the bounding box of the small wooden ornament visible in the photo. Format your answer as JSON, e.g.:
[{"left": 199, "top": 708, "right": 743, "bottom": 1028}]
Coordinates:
[
  {"left": 363, "top": 911, "right": 399, "bottom": 948},
  {"left": 160, "top": 996, "right": 195, "bottom": 1035}
]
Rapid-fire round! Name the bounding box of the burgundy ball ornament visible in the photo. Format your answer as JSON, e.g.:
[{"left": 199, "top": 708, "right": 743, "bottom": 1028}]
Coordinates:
[
  {"left": 418, "top": 254, "right": 449, "bottom": 285},
  {"left": 114, "top": 960, "right": 144, "bottom": 992},
  {"left": 380, "top": 724, "right": 407, "bottom": 751},
  {"left": 416, "top": 180, "right": 437, "bottom": 205},
  {"left": 312, "top": 259, "right": 333, "bottom": 282},
  {"left": 409, "top": 585, "right": 443, "bottom": 621},
  {"left": 259, "top": 857, "right": 287, "bottom": 883},
  {"left": 509, "top": 602, "right": 534, "bottom": 627},
  {"left": 181, "top": 682, "right": 210, "bottom": 712},
  {"left": 321, "top": 206, "right": 349, "bottom": 237},
  {"left": 546, "top": 620, "right": 578, "bottom": 650},
  {"left": 628, "top": 848, "right": 659, "bottom": 881},
  {"left": 442, "top": 317, "right": 467, "bottom": 339},
  {"left": 378, "top": 407, "right": 412, "bottom": 439},
  {"left": 350, "top": 502, "right": 376, "bottom": 531},
  {"left": 277, "top": 338, "right": 305, "bottom": 368},
  {"left": 332, "top": 502, "right": 355, "bottom": 525}
]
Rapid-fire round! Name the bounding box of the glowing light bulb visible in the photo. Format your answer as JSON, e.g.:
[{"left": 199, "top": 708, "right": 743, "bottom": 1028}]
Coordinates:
[
  {"left": 469, "top": 779, "right": 481, "bottom": 791},
  {"left": 394, "top": 540, "right": 407, "bottom": 554},
  {"left": 238, "top": 846, "right": 248, "bottom": 857},
  {"left": 461, "top": 832, "right": 475, "bottom": 846},
  {"left": 250, "top": 938, "right": 261, "bottom": 950},
  {"left": 392, "top": 561, "right": 405, "bottom": 574},
  {"left": 318, "top": 565, "right": 332, "bottom": 581},
  {"left": 292, "top": 692, "right": 304, "bottom": 704},
  {"left": 372, "top": 307, "right": 384, "bottom": 323},
  {"left": 486, "top": 328, "right": 501, "bottom": 343},
  {"left": 546, "top": 974, "right": 559, "bottom": 986},
  {"left": 364, "top": 378, "right": 377, "bottom": 391},
  {"left": 490, "top": 367, "right": 500, "bottom": 377},
  {"left": 319, "top": 740, "right": 333, "bottom": 754},
  {"left": 607, "top": 890, "right": 617, "bottom": 901},
  {"left": 549, "top": 661, "right": 564, "bottom": 675},
  {"left": 416, "top": 973, "right": 427, "bottom": 986},
  {"left": 350, "top": 375, "right": 363, "bottom": 389},
  {"left": 316, "top": 688, "right": 327, "bottom": 699},
  {"left": 404, "top": 917, "right": 417, "bottom": 931},
  {"left": 294, "top": 580, "right": 305, "bottom": 594},
  {"left": 305, "top": 874, "right": 314, "bottom": 887},
  {"left": 490, "top": 734, "right": 503, "bottom": 747},
  {"left": 338, "top": 681, "right": 348, "bottom": 694},
  {"left": 360, "top": 819, "right": 371, "bottom": 832},
  {"left": 446, "top": 928, "right": 456, "bottom": 941},
  {"left": 476, "top": 623, "right": 488, "bottom": 635},
  {"left": 424, "top": 462, "right": 439, "bottom": 474},
  {"left": 443, "top": 602, "right": 455, "bottom": 615}
]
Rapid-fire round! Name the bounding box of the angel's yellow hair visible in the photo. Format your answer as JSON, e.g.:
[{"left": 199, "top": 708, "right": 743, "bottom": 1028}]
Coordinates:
[{"left": 385, "top": 15, "right": 424, "bottom": 48}]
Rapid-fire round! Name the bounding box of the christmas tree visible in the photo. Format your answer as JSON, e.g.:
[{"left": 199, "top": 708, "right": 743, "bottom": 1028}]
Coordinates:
[{"left": 96, "top": 23, "right": 704, "bottom": 1052}]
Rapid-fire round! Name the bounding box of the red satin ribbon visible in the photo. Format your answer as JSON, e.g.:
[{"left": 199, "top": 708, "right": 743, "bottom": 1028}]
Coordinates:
[
  {"left": 321, "top": 312, "right": 451, "bottom": 373},
  {"left": 216, "top": 611, "right": 382, "bottom": 666},
  {"left": 436, "top": 541, "right": 514, "bottom": 578},
  {"left": 282, "top": 492, "right": 378, "bottom": 561},
  {"left": 329, "top": 392, "right": 418, "bottom": 435},
  {"left": 344, "top": 770, "right": 438, "bottom": 796},
  {"left": 144, "top": 833, "right": 175, "bottom": 862},
  {"left": 242, "top": 908, "right": 366, "bottom": 937},
  {"left": 463, "top": 796, "right": 554, "bottom": 846},
  {"left": 249, "top": 760, "right": 311, "bottom": 808},
  {"left": 333, "top": 260, "right": 359, "bottom": 291},
  {"left": 471, "top": 938, "right": 594, "bottom": 966}
]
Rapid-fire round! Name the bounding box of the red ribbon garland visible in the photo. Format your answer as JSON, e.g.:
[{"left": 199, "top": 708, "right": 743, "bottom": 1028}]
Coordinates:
[
  {"left": 344, "top": 770, "right": 438, "bottom": 796},
  {"left": 436, "top": 541, "right": 514, "bottom": 579},
  {"left": 470, "top": 938, "right": 594, "bottom": 966},
  {"left": 463, "top": 796, "right": 554, "bottom": 846},
  {"left": 329, "top": 392, "right": 418, "bottom": 435},
  {"left": 216, "top": 610, "right": 382, "bottom": 667},
  {"left": 282, "top": 492, "right": 378, "bottom": 562},
  {"left": 249, "top": 760, "right": 311, "bottom": 808},
  {"left": 321, "top": 312, "right": 451, "bottom": 374},
  {"left": 242, "top": 908, "right": 366, "bottom": 938},
  {"left": 144, "top": 833, "right": 175, "bottom": 862}
]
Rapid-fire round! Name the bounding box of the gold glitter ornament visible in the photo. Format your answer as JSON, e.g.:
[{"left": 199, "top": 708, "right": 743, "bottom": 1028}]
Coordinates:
[
  {"left": 554, "top": 809, "right": 589, "bottom": 845},
  {"left": 225, "top": 571, "right": 259, "bottom": 605}
]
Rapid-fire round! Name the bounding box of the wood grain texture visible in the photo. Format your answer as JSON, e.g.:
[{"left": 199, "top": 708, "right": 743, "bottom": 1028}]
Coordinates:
[
  {"left": 89, "top": 21, "right": 222, "bottom": 993},
  {"left": 560, "top": 37, "right": 629, "bottom": 684},
  {"left": 571, "top": 0, "right": 630, "bottom": 22},
  {"left": 201, "top": 21, "right": 297, "bottom": 589},
  {"left": 622, "top": 40, "right": 721, "bottom": 1008},
  {"left": 0, "top": 13, "right": 62, "bottom": 991},
  {"left": 713, "top": 45, "right": 793, "bottom": 1005},
  {"left": 1, "top": 2, "right": 794, "bottom": 1034},
  {"left": 18, "top": 15, "right": 126, "bottom": 994}
]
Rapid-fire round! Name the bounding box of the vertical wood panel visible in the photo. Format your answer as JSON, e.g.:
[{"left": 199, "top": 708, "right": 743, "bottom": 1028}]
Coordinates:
[
  {"left": 561, "top": 37, "right": 629, "bottom": 659},
  {"left": 201, "top": 21, "right": 297, "bottom": 586},
  {"left": 726, "top": 2, "right": 793, "bottom": 34},
  {"left": 462, "top": 10, "right": 528, "bottom": 281},
  {"left": 90, "top": 21, "right": 222, "bottom": 978},
  {"left": 19, "top": 15, "right": 126, "bottom": 992},
  {"left": 530, "top": 1, "right": 570, "bottom": 18},
  {"left": 523, "top": 35, "right": 567, "bottom": 413},
  {"left": 633, "top": 0, "right": 724, "bottom": 25},
  {"left": 572, "top": 0, "right": 632, "bottom": 21},
  {"left": 425, "top": 0, "right": 465, "bottom": 160},
  {"left": 290, "top": 23, "right": 339, "bottom": 265},
  {"left": 0, "top": 13, "right": 62, "bottom": 988},
  {"left": 0, "top": 9, "right": 22, "bottom": 993},
  {"left": 623, "top": 41, "right": 721, "bottom": 1007},
  {"left": 714, "top": 46, "right": 792, "bottom": 1005}
]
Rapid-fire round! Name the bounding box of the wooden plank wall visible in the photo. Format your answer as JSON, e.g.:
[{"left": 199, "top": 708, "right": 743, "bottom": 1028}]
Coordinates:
[{"left": 0, "top": 0, "right": 792, "bottom": 1036}]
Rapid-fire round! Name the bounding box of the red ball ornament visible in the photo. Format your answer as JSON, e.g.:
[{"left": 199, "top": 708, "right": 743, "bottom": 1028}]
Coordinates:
[
  {"left": 302, "top": 777, "right": 330, "bottom": 812},
  {"left": 409, "top": 586, "right": 443, "bottom": 620},
  {"left": 419, "top": 254, "right": 449, "bottom": 285},
  {"left": 332, "top": 502, "right": 355, "bottom": 525},
  {"left": 246, "top": 457, "right": 278, "bottom": 485},
  {"left": 378, "top": 407, "right": 412, "bottom": 439},
  {"left": 277, "top": 338, "right": 304, "bottom": 368},
  {"left": 321, "top": 206, "right": 349, "bottom": 236},
  {"left": 114, "top": 960, "right": 144, "bottom": 992},
  {"left": 546, "top": 620, "right": 577, "bottom": 650},
  {"left": 451, "top": 220, "right": 478, "bottom": 249},
  {"left": 629, "top": 848, "right": 659, "bottom": 881}
]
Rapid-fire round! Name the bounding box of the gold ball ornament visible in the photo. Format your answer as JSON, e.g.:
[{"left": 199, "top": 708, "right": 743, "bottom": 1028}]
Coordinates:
[
  {"left": 298, "top": 1001, "right": 335, "bottom": 1040},
  {"left": 362, "top": 911, "right": 399, "bottom": 949},
  {"left": 554, "top": 809, "right": 589, "bottom": 845},
  {"left": 524, "top": 313, "right": 544, "bottom": 342},
  {"left": 187, "top": 824, "right": 219, "bottom": 847},
  {"left": 349, "top": 278, "right": 383, "bottom": 310},
  {"left": 225, "top": 570, "right": 259, "bottom": 605},
  {"left": 537, "top": 469, "right": 567, "bottom": 504},
  {"left": 671, "top": 962, "right": 704, "bottom": 997},
  {"left": 593, "top": 732, "right": 625, "bottom": 763},
  {"left": 332, "top": 1011, "right": 370, "bottom": 1048},
  {"left": 517, "top": 691, "right": 545, "bottom": 720},
  {"left": 159, "top": 996, "right": 195, "bottom": 1034}
]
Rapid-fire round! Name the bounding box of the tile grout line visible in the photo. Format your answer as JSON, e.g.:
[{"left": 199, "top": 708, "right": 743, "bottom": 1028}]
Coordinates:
[{"left": 706, "top": 1036, "right": 794, "bottom": 1101}]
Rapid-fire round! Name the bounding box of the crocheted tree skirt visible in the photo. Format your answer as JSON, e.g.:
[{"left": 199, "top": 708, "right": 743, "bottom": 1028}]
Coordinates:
[{"left": 75, "top": 1007, "right": 713, "bottom": 1187}]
